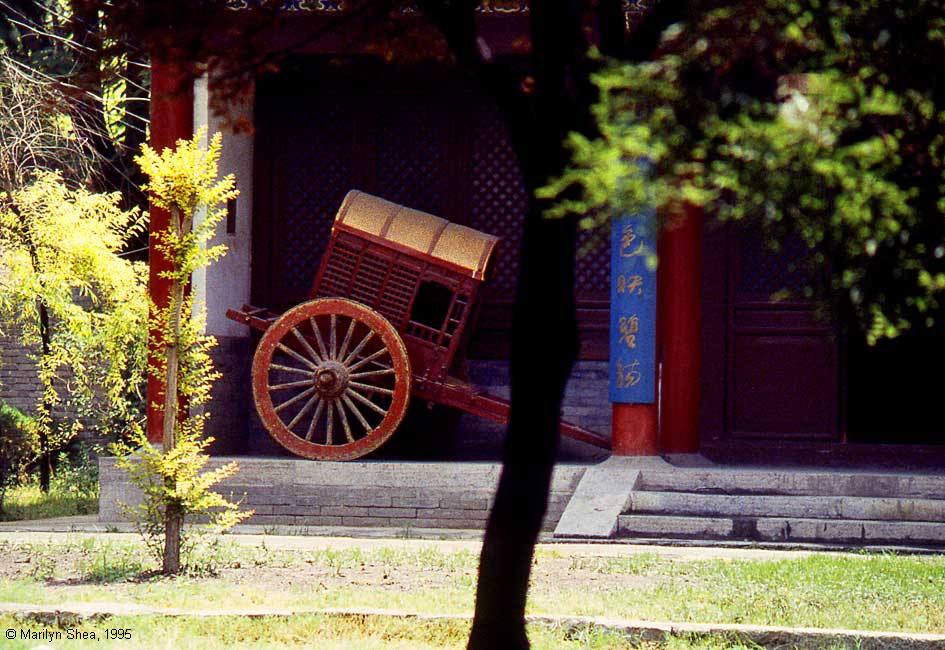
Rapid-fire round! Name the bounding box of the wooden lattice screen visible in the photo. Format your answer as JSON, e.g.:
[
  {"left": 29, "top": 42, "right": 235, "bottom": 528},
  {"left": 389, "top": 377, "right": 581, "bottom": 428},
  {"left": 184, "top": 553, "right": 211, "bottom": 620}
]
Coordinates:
[{"left": 253, "top": 59, "right": 609, "bottom": 358}]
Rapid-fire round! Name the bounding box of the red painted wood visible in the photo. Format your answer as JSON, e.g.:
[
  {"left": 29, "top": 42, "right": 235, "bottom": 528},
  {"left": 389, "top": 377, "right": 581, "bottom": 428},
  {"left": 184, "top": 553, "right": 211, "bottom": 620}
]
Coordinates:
[
  {"left": 146, "top": 53, "right": 194, "bottom": 444},
  {"left": 612, "top": 404, "right": 659, "bottom": 455},
  {"left": 657, "top": 203, "right": 702, "bottom": 453}
]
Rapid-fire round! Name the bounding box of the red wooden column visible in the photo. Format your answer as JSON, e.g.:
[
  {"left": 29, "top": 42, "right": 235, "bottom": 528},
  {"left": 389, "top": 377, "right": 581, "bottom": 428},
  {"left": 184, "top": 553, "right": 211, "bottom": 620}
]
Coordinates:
[
  {"left": 146, "top": 53, "right": 194, "bottom": 444},
  {"left": 656, "top": 202, "right": 702, "bottom": 453}
]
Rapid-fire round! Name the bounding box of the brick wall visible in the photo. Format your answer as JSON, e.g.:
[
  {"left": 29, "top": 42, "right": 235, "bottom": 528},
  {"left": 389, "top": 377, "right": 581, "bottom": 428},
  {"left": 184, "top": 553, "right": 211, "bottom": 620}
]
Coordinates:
[
  {"left": 0, "top": 327, "right": 43, "bottom": 415},
  {"left": 0, "top": 322, "right": 107, "bottom": 438}
]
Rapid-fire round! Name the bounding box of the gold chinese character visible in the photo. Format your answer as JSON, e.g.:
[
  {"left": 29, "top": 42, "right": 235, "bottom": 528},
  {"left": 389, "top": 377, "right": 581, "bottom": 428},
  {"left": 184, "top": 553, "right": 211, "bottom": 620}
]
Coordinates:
[
  {"left": 618, "top": 314, "right": 640, "bottom": 349},
  {"left": 617, "top": 274, "right": 644, "bottom": 296},
  {"left": 620, "top": 224, "right": 645, "bottom": 258},
  {"left": 615, "top": 359, "right": 642, "bottom": 388}
]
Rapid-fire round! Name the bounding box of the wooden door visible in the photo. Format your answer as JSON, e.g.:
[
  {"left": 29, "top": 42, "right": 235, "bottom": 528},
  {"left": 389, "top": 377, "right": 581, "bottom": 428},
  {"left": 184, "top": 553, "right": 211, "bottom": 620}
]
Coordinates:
[{"left": 701, "top": 223, "right": 842, "bottom": 443}]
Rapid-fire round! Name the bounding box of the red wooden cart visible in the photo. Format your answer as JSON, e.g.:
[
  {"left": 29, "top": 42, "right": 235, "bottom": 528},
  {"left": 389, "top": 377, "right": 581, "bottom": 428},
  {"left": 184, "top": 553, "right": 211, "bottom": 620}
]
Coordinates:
[{"left": 227, "top": 190, "right": 611, "bottom": 460}]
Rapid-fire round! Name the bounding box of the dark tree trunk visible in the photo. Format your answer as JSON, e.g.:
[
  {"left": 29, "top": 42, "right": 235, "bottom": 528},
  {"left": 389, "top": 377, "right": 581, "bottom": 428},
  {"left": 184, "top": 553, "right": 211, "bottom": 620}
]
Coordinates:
[
  {"left": 37, "top": 300, "right": 52, "bottom": 493},
  {"left": 466, "top": 0, "right": 589, "bottom": 644},
  {"left": 163, "top": 502, "right": 182, "bottom": 574}
]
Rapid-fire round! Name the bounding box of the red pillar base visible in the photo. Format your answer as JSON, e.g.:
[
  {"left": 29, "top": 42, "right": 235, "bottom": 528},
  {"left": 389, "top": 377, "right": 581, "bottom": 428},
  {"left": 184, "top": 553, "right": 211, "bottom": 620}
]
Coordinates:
[{"left": 612, "top": 403, "right": 658, "bottom": 455}]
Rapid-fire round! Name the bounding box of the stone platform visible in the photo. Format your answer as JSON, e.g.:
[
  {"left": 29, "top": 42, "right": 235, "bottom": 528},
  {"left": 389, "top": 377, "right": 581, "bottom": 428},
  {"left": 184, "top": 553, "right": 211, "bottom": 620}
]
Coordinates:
[
  {"left": 98, "top": 457, "right": 588, "bottom": 531},
  {"left": 100, "top": 455, "right": 945, "bottom": 548},
  {"left": 554, "top": 457, "right": 945, "bottom": 548}
]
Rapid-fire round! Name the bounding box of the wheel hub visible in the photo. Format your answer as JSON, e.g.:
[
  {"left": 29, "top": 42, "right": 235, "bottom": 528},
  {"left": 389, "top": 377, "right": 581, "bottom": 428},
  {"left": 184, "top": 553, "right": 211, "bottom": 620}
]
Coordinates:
[{"left": 314, "top": 361, "right": 349, "bottom": 398}]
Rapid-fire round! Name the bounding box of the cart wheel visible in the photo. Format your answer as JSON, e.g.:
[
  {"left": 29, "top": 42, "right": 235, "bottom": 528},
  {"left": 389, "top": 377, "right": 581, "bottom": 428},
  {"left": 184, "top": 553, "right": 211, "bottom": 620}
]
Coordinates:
[{"left": 252, "top": 298, "right": 411, "bottom": 461}]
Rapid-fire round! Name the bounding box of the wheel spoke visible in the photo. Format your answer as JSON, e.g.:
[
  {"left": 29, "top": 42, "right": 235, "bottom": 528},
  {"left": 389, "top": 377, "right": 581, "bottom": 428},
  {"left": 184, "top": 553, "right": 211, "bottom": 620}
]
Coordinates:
[
  {"left": 291, "top": 327, "right": 323, "bottom": 364},
  {"left": 337, "top": 317, "right": 357, "bottom": 361},
  {"left": 347, "top": 388, "right": 388, "bottom": 417},
  {"left": 349, "top": 381, "right": 394, "bottom": 396},
  {"left": 342, "top": 331, "right": 374, "bottom": 366},
  {"left": 276, "top": 343, "right": 319, "bottom": 370},
  {"left": 274, "top": 385, "right": 317, "bottom": 414},
  {"left": 330, "top": 314, "right": 337, "bottom": 359},
  {"left": 341, "top": 393, "right": 371, "bottom": 432},
  {"left": 347, "top": 347, "right": 388, "bottom": 373},
  {"left": 309, "top": 317, "right": 330, "bottom": 360},
  {"left": 305, "top": 399, "right": 326, "bottom": 441},
  {"left": 336, "top": 396, "right": 355, "bottom": 443},
  {"left": 287, "top": 394, "right": 320, "bottom": 430},
  {"left": 259, "top": 299, "right": 409, "bottom": 460},
  {"left": 270, "top": 363, "right": 314, "bottom": 377},
  {"left": 269, "top": 378, "right": 314, "bottom": 391},
  {"left": 349, "top": 367, "right": 394, "bottom": 380},
  {"left": 326, "top": 401, "right": 334, "bottom": 445}
]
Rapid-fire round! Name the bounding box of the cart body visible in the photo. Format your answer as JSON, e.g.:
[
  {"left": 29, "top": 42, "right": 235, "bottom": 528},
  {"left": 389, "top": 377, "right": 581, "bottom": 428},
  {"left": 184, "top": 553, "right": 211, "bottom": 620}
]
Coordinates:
[{"left": 228, "top": 191, "right": 610, "bottom": 460}]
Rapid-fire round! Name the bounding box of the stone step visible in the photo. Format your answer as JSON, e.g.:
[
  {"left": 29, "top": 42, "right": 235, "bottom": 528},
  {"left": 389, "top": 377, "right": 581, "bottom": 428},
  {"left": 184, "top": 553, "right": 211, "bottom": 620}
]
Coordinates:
[
  {"left": 636, "top": 469, "right": 945, "bottom": 499},
  {"left": 617, "top": 514, "right": 945, "bottom": 546},
  {"left": 628, "top": 491, "right": 945, "bottom": 523}
]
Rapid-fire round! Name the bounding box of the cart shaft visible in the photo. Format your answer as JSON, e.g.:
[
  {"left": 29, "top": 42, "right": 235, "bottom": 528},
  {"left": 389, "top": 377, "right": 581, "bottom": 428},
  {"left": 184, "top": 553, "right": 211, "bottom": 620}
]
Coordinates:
[
  {"left": 416, "top": 379, "right": 612, "bottom": 450},
  {"left": 226, "top": 304, "right": 280, "bottom": 332}
]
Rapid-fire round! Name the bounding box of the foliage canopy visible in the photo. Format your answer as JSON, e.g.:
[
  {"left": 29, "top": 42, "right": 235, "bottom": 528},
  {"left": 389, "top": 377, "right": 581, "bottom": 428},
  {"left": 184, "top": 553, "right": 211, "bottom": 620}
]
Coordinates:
[
  {"left": 0, "top": 172, "right": 148, "bottom": 443},
  {"left": 546, "top": 0, "right": 945, "bottom": 343}
]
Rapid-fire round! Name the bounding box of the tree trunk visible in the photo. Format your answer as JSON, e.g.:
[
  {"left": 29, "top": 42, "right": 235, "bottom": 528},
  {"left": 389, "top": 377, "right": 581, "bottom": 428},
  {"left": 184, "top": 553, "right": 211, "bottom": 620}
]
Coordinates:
[
  {"left": 161, "top": 207, "right": 185, "bottom": 575},
  {"left": 467, "top": 1, "right": 589, "bottom": 646},
  {"left": 163, "top": 502, "right": 182, "bottom": 574},
  {"left": 37, "top": 300, "right": 52, "bottom": 493}
]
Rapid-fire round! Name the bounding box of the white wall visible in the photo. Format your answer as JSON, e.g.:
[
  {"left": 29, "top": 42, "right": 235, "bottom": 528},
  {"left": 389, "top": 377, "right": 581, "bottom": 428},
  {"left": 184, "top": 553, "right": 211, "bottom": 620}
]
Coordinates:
[{"left": 192, "top": 74, "right": 255, "bottom": 338}]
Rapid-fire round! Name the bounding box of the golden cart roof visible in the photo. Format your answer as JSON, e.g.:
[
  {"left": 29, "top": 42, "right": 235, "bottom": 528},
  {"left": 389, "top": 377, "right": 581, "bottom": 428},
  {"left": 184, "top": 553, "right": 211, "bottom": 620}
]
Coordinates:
[{"left": 334, "top": 190, "right": 500, "bottom": 281}]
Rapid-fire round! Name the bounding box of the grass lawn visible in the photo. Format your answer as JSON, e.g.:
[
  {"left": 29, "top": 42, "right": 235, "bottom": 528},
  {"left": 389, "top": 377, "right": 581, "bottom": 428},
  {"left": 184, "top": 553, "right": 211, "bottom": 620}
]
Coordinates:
[
  {"left": 0, "top": 612, "right": 830, "bottom": 649},
  {"left": 0, "top": 483, "right": 98, "bottom": 521},
  {"left": 0, "top": 534, "right": 940, "bottom": 648}
]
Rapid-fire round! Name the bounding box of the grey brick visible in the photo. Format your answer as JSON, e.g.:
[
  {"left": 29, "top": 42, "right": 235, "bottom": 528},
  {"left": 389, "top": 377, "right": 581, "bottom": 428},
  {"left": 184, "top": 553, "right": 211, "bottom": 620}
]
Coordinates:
[
  {"left": 246, "top": 514, "right": 296, "bottom": 525},
  {"left": 296, "top": 515, "right": 345, "bottom": 526},
  {"left": 392, "top": 495, "right": 440, "bottom": 508},
  {"left": 321, "top": 506, "right": 416, "bottom": 518},
  {"left": 431, "top": 509, "right": 489, "bottom": 520},
  {"left": 342, "top": 516, "right": 390, "bottom": 526},
  {"left": 440, "top": 497, "right": 489, "bottom": 510}
]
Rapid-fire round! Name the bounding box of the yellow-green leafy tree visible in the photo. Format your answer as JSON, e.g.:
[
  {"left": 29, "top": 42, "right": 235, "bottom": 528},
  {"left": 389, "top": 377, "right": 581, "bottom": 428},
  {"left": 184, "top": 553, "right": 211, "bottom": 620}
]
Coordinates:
[
  {"left": 0, "top": 173, "right": 148, "bottom": 490},
  {"left": 120, "top": 129, "right": 249, "bottom": 575}
]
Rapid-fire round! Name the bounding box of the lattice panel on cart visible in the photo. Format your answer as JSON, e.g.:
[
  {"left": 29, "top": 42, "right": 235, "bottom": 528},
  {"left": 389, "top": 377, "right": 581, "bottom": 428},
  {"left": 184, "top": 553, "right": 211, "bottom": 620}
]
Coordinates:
[
  {"left": 279, "top": 96, "right": 355, "bottom": 302},
  {"left": 318, "top": 241, "right": 420, "bottom": 326},
  {"left": 376, "top": 95, "right": 447, "bottom": 217},
  {"left": 318, "top": 240, "right": 361, "bottom": 298},
  {"left": 468, "top": 101, "right": 527, "bottom": 298},
  {"left": 737, "top": 228, "right": 817, "bottom": 299},
  {"left": 378, "top": 263, "right": 419, "bottom": 326},
  {"left": 347, "top": 252, "right": 389, "bottom": 310}
]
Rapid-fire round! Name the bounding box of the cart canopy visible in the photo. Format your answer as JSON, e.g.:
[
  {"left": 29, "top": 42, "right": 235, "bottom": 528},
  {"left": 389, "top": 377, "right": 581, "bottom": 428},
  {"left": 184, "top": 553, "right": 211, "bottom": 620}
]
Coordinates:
[{"left": 334, "top": 190, "right": 500, "bottom": 281}]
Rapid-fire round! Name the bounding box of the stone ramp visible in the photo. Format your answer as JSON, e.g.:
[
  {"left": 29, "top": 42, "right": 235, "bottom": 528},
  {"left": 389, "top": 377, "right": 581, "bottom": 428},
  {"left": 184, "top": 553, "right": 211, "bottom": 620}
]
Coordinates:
[{"left": 616, "top": 466, "right": 945, "bottom": 547}]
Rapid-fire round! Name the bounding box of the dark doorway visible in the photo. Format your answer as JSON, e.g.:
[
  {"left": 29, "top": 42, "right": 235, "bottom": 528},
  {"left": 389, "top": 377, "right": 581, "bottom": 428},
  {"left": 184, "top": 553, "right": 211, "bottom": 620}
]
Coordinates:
[{"left": 846, "top": 327, "right": 945, "bottom": 445}]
